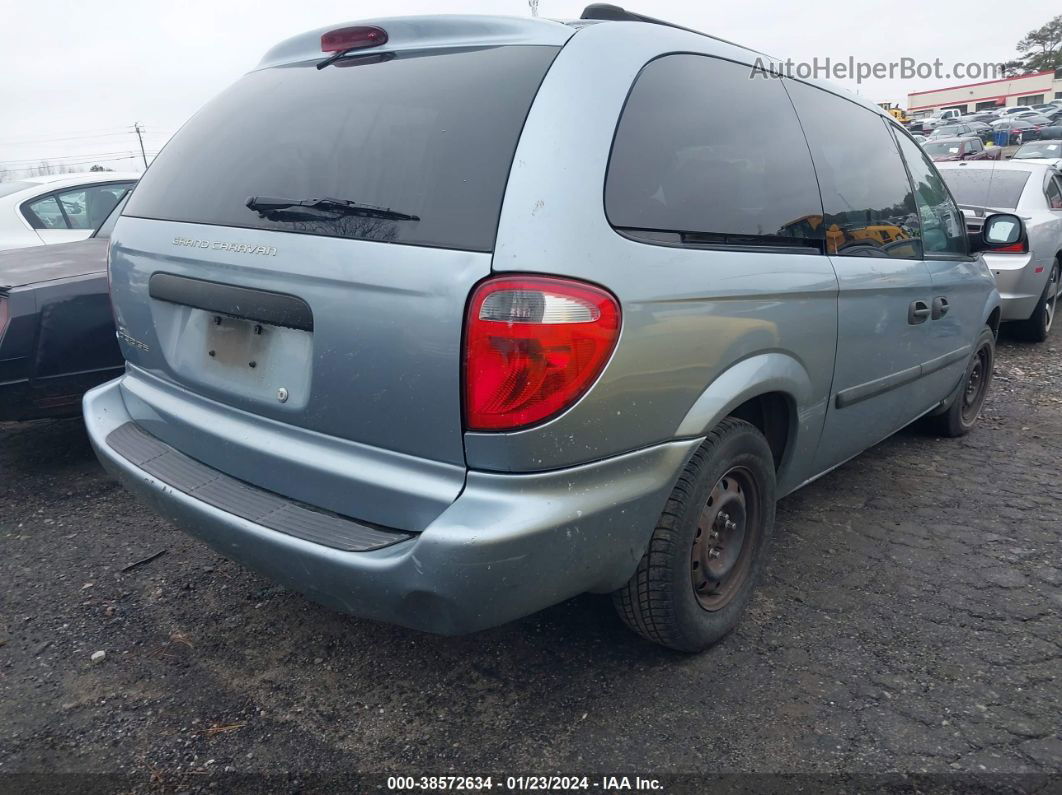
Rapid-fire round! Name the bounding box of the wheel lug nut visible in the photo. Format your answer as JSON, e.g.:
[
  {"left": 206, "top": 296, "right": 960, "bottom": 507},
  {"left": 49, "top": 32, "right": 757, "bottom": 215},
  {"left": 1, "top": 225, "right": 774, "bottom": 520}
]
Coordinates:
[
  {"left": 725, "top": 519, "right": 737, "bottom": 531},
  {"left": 708, "top": 547, "right": 721, "bottom": 559}
]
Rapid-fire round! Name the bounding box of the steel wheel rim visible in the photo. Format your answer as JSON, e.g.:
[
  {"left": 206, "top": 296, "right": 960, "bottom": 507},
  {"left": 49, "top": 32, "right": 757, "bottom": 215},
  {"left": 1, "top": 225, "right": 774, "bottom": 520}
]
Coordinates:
[
  {"left": 961, "top": 346, "right": 990, "bottom": 424},
  {"left": 691, "top": 466, "right": 760, "bottom": 611}
]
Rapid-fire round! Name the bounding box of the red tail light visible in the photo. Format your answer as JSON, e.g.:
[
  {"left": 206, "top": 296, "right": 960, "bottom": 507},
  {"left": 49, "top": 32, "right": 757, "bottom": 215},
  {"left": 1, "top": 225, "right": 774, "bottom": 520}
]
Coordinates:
[
  {"left": 464, "top": 276, "right": 621, "bottom": 431},
  {"left": 994, "top": 241, "right": 1028, "bottom": 253},
  {"left": 320, "top": 26, "right": 387, "bottom": 53}
]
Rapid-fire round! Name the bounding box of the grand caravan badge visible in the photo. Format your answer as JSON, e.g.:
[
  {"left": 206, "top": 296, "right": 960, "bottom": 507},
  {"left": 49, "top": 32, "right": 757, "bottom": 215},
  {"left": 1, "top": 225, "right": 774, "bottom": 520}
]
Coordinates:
[{"left": 172, "top": 237, "right": 277, "bottom": 257}]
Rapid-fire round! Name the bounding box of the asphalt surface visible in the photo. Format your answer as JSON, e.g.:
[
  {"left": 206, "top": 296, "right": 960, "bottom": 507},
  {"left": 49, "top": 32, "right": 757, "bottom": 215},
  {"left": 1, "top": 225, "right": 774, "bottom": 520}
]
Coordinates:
[{"left": 1, "top": 331, "right": 1061, "bottom": 790}]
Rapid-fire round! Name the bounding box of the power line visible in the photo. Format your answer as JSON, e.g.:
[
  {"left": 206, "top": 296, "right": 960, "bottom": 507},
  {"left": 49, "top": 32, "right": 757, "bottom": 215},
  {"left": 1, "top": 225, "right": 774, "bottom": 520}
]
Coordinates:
[
  {"left": 0, "top": 150, "right": 151, "bottom": 166},
  {"left": 0, "top": 129, "right": 155, "bottom": 146},
  {"left": 0, "top": 128, "right": 173, "bottom": 149},
  {"left": 0, "top": 127, "right": 131, "bottom": 144},
  {"left": 0, "top": 153, "right": 160, "bottom": 171}
]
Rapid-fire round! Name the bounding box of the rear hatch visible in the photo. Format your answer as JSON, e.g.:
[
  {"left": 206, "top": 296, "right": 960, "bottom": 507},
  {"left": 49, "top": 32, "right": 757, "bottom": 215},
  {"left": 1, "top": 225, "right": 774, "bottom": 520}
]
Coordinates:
[{"left": 109, "top": 22, "right": 567, "bottom": 530}]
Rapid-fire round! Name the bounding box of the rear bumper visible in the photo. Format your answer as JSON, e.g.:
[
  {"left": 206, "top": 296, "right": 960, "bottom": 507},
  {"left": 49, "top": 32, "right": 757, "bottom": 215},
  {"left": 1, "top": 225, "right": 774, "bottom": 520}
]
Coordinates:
[
  {"left": 0, "top": 367, "right": 123, "bottom": 421},
  {"left": 84, "top": 376, "right": 699, "bottom": 634},
  {"left": 985, "top": 252, "right": 1044, "bottom": 322}
]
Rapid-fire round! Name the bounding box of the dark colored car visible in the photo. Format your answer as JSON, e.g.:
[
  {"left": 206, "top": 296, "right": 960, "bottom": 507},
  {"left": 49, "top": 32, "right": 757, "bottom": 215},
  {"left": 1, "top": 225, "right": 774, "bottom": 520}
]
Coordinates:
[
  {"left": 991, "top": 119, "right": 1042, "bottom": 144},
  {"left": 1018, "top": 114, "right": 1055, "bottom": 127},
  {"left": 928, "top": 122, "right": 993, "bottom": 144},
  {"left": 966, "top": 121, "right": 996, "bottom": 143},
  {"left": 921, "top": 136, "right": 1002, "bottom": 161},
  {"left": 0, "top": 195, "right": 127, "bottom": 421},
  {"left": 928, "top": 123, "right": 975, "bottom": 140}
]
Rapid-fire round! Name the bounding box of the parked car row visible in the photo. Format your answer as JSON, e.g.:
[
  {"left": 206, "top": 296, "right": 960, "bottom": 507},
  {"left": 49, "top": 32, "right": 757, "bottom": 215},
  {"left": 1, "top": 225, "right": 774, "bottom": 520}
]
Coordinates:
[
  {"left": 909, "top": 101, "right": 1062, "bottom": 144},
  {"left": 2, "top": 8, "right": 1059, "bottom": 652}
]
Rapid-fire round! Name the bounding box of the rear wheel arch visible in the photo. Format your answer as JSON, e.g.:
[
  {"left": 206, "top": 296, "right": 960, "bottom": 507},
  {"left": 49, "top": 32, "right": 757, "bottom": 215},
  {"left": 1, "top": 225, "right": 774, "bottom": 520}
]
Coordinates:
[
  {"left": 987, "top": 306, "right": 1001, "bottom": 336},
  {"left": 726, "top": 392, "right": 793, "bottom": 471},
  {"left": 674, "top": 352, "right": 815, "bottom": 473}
]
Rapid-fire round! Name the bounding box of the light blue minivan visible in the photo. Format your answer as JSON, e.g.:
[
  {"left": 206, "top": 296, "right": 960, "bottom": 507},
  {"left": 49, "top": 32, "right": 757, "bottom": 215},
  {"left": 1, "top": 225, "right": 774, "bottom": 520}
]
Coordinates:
[{"left": 84, "top": 6, "right": 1019, "bottom": 651}]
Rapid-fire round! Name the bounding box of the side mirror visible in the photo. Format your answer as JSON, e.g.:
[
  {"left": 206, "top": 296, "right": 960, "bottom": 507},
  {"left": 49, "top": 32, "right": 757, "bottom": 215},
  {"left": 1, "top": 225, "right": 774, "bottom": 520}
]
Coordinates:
[{"left": 973, "top": 213, "right": 1026, "bottom": 252}]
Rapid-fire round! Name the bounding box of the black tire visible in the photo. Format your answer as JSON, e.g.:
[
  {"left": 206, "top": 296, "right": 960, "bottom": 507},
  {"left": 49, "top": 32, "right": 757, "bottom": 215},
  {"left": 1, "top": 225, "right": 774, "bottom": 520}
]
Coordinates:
[
  {"left": 926, "top": 327, "right": 994, "bottom": 438},
  {"left": 613, "top": 418, "right": 776, "bottom": 652},
  {"left": 1014, "top": 259, "right": 1059, "bottom": 343}
]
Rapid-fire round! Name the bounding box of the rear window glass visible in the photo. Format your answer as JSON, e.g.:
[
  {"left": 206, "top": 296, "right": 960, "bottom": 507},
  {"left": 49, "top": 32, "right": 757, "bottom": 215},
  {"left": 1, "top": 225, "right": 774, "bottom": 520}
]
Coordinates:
[
  {"left": 124, "top": 46, "right": 559, "bottom": 252},
  {"left": 938, "top": 169, "right": 1031, "bottom": 209}
]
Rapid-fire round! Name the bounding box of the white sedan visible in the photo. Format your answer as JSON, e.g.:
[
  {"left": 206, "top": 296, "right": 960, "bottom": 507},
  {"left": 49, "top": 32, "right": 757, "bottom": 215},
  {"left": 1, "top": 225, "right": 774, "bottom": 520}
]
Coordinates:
[
  {"left": 0, "top": 172, "right": 139, "bottom": 251},
  {"left": 1010, "top": 139, "right": 1062, "bottom": 169}
]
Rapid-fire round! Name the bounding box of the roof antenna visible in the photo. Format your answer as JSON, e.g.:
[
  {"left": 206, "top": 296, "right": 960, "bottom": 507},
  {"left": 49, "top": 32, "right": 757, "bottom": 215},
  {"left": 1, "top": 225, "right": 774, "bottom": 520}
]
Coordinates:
[{"left": 529, "top": 0, "right": 540, "bottom": 17}]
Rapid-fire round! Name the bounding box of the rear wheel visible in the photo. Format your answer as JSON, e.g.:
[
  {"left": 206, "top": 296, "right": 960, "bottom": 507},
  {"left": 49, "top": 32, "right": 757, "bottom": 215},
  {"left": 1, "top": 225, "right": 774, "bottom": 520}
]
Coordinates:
[
  {"left": 926, "top": 327, "right": 994, "bottom": 438},
  {"left": 613, "top": 418, "right": 775, "bottom": 652},
  {"left": 1015, "top": 259, "right": 1059, "bottom": 343}
]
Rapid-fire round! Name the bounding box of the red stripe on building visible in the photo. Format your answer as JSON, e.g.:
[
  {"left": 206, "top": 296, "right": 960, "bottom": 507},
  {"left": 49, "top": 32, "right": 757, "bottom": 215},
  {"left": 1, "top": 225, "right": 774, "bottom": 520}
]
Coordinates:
[
  {"left": 908, "top": 88, "right": 1054, "bottom": 112},
  {"left": 908, "top": 69, "right": 1054, "bottom": 97}
]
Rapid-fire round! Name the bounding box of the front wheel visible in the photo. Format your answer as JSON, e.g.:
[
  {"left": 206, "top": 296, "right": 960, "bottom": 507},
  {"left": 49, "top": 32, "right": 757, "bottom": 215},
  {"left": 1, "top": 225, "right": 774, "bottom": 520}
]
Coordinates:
[
  {"left": 613, "top": 418, "right": 776, "bottom": 652},
  {"left": 926, "top": 327, "right": 994, "bottom": 438}
]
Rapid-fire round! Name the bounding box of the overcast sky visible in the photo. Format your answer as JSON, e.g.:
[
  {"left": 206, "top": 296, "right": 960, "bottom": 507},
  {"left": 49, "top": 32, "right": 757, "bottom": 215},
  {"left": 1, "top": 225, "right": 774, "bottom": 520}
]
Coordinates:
[{"left": 1, "top": 0, "right": 1057, "bottom": 175}]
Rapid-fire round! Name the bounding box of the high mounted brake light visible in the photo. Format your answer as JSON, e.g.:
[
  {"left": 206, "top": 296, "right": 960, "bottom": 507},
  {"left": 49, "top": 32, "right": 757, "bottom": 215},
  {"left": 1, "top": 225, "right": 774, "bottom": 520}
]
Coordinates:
[
  {"left": 464, "top": 276, "right": 620, "bottom": 431},
  {"left": 320, "top": 26, "right": 387, "bottom": 53}
]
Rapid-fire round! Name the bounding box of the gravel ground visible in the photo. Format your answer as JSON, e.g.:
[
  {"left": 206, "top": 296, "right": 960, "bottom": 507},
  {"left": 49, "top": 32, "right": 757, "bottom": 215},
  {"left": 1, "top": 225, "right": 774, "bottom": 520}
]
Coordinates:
[{"left": 1, "top": 330, "right": 1060, "bottom": 789}]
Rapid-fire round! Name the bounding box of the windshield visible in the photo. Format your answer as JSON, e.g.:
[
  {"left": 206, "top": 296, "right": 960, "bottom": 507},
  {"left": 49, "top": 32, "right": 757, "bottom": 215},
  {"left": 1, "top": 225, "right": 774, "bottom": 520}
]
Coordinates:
[
  {"left": 1013, "top": 141, "right": 1062, "bottom": 159},
  {"left": 923, "top": 142, "right": 963, "bottom": 156},
  {"left": 124, "top": 45, "right": 559, "bottom": 252},
  {"left": 939, "top": 169, "right": 1031, "bottom": 209},
  {"left": 934, "top": 126, "right": 960, "bottom": 136}
]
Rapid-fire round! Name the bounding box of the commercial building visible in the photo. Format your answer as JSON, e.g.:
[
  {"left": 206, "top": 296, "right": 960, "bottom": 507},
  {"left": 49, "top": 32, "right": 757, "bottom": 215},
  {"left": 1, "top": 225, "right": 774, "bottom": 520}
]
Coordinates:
[{"left": 907, "top": 68, "right": 1062, "bottom": 118}]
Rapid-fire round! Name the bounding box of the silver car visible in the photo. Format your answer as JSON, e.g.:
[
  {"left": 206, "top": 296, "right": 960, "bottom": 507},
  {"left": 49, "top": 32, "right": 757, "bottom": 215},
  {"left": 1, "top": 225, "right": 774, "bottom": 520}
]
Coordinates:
[
  {"left": 1009, "top": 139, "right": 1062, "bottom": 169},
  {"left": 938, "top": 160, "right": 1062, "bottom": 341},
  {"left": 83, "top": 9, "right": 1011, "bottom": 651}
]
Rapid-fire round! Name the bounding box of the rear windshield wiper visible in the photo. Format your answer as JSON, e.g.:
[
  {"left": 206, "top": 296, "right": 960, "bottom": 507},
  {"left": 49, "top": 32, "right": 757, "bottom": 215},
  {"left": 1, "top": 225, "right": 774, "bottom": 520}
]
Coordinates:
[{"left": 246, "top": 196, "right": 420, "bottom": 222}]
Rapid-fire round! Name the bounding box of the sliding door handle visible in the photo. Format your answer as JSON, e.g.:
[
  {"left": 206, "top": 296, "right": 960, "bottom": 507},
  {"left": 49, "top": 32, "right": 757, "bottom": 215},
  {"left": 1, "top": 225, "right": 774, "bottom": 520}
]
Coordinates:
[{"left": 908, "top": 300, "right": 931, "bottom": 324}]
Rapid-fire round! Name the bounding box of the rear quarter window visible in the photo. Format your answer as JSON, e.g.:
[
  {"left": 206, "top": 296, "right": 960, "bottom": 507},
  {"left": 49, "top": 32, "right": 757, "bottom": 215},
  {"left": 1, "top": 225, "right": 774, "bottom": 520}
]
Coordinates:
[
  {"left": 124, "top": 46, "right": 559, "bottom": 252},
  {"left": 605, "top": 54, "right": 825, "bottom": 251}
]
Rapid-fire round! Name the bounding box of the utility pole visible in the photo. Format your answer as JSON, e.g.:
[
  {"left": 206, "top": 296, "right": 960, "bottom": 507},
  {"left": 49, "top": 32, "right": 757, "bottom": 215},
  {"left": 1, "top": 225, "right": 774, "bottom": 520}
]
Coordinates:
[{"left": 133, "top": 122, "right": 148, "bottom": 169}]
